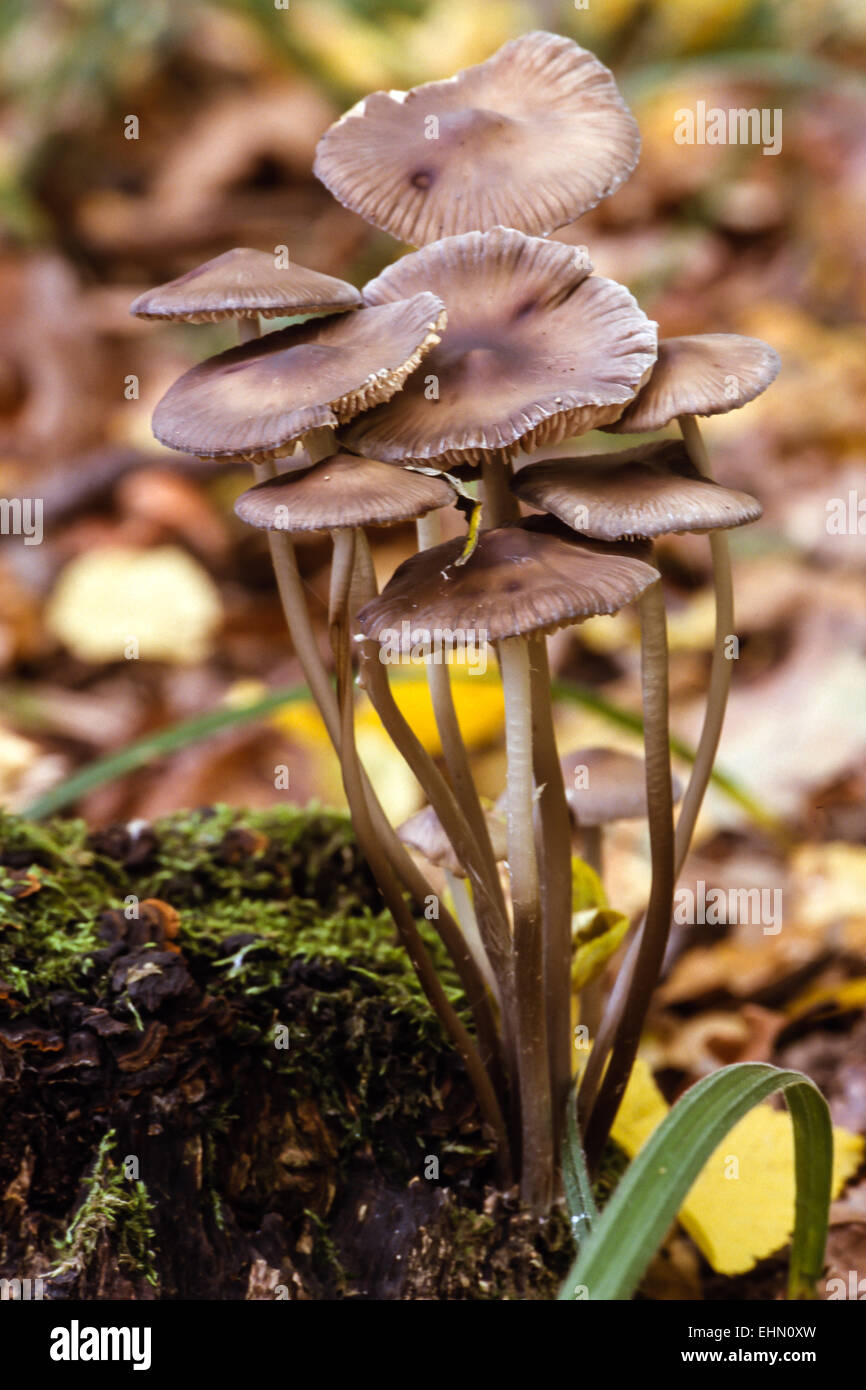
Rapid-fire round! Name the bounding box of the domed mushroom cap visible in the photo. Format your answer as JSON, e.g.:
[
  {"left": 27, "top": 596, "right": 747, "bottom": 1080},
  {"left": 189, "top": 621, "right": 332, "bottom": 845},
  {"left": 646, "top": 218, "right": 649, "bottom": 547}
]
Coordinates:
[
  {"left": 130, "top": 247, "right": 363, "bottom": 322},
  {"left": 398, "top": 803, "right": 508, "bottom": 875},
  {"left": 605, "top": 334, "right": 780, "bottom": 434},
  {"left": 357, "top": 517, "right": 659, "bottom": 647},
  {"left": 314, "top": 31, "right": 640, "bottom": 246},
  {"left": 342, "top": 228, "right": 657, "bottom": 468},
  {"left": 513, "top": 439, "right": 762, "bottom": 540},
  {"left": 234, "top": 452, "right": 455, "bottom": 533},
  {"left": 561, "top": 746, "right": 683, "bottom": 826},
  {"left": 152, "top": 294, "right": 446, "bottom": 463}
]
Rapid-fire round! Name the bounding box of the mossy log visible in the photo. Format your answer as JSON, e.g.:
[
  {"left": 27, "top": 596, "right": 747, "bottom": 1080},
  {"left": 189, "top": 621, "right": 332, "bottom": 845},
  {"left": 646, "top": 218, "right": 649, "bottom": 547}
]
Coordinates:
[{"left": 0, "top": 807, "right": 569, "bottom": 1300}]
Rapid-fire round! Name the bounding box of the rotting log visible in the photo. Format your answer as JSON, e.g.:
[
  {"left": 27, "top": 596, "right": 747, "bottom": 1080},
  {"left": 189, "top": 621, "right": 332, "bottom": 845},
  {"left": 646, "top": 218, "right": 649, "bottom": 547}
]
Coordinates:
[{"left": 0, "top": 806, "right": 569, "bottom": 1300}]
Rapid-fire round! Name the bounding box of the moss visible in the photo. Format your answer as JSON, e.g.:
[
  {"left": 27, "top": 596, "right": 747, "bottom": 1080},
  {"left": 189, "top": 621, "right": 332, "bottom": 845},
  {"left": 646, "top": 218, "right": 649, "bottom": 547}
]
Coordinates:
[
  {"left": 0, "top": 804, "right": 461, "bottom": 1024},
  {"left": 0, "top": 805, "right": 557, "bottom": 1297},
  {"left": 49, "top": 1129, "right": 159, "bottom": 1289},
  {"left": 0, "top": 805, "right": 480, "bottom": 1179}
]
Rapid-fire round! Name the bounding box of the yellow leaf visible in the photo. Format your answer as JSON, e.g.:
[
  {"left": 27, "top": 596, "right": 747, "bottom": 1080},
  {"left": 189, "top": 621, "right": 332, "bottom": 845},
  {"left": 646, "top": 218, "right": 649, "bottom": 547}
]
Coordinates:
[
  {"left": 786, "top": 976, "right": 866, "bottom": 1020},
  {"left": 359, "top": 663, "right": 504, "bottom": 758},
  {"left": 611, "top": 1057, "right": 864, "bottom": 1276},
  {"left": 572, "top": 908, "right": 630, "bottom": 992},
  {"left": 571, "top": 856, "right": 608, "bottom": 913},
  {"left": 46, "top": 546, "right": 222, "bottom": 665}
]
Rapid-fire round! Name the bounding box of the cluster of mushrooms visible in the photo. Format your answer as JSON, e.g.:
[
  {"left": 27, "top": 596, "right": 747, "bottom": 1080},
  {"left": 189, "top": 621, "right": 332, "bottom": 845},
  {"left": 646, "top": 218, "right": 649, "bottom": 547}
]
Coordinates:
[{"left": 131, "top": 32, "right": 780, "bottom": 1216}]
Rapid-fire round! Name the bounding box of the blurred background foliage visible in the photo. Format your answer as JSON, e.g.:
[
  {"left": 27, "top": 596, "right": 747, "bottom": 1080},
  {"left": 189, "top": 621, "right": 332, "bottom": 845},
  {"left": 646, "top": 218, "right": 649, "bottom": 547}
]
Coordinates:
[{"left": 0, "top": 0, "right": 864, "bottom": 865}]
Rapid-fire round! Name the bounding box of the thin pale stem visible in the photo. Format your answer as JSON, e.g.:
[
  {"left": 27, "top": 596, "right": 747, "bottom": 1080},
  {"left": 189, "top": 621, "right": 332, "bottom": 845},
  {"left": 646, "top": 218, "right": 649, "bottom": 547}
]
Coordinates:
[
  {"left": 528, "top": 634, "right": 574, "bottom": 1161},
  {"left": 582, "top": 581, "right": 675, "bottom": 1169},
  {"left": 329, "top": 530, "right": 511, "bottom": 1182},
  {"left": 415, "top": 510, "right": 508, "bottom": 926},
  {"left": 237, "top": 315, "right": 261, "bottom": 344},
  {"left": 675, "top": 413, "right": 735, "bottom": 876},
  {"left": 445, "top": 869, "right": 500, "bottom": 1006},
  {"left": 576, "top": 827, "right": 605, "bottom": 1045},
  {"left": 581, "top": 826, "right": 603, "bottom": 878},
  {"left": 499, "top": 636, "right": 553, "bottom": 1213}
]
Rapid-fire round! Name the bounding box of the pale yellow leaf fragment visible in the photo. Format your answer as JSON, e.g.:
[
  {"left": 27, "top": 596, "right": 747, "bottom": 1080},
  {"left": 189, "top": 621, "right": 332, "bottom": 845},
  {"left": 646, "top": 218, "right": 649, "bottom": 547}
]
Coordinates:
[
  {"left": 611, "top": 1058, "right": 864, "bottom": 1276},
  {"left": 47, "top": 546, "right": 222, "bottom": 665}
]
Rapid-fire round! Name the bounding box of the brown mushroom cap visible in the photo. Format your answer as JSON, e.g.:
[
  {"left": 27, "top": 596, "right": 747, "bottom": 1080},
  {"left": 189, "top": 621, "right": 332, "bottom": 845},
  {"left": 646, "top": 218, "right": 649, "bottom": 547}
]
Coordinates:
[
  {"left": 605, "top": 334, "right": 781, "bottom": 434},
  {"left": 234, "top": 452, "right": 455, "bottom": 533},
  {"left": 398, "top": 803, "right": 508, "bottom": 874},
  {"left": 342, "top": 227, "right": 657, "bottom": 468},
  {"left": 356, "top": 517, "right": 658, "bottom": 647},
  {"left": 512, "top": 439, "right": 762, "bottom": 540},
  {"left": 152, "top": 294, "right": 446, "bottom": 463},
  {"left": 313, "top": 31, "right": 640, "bottom": 246},
  {"left": 130, "top": 248, "right": 363, "bottom": 322},
  {"left": 561, "top": 747, "right": 684, "bottom": 825}
]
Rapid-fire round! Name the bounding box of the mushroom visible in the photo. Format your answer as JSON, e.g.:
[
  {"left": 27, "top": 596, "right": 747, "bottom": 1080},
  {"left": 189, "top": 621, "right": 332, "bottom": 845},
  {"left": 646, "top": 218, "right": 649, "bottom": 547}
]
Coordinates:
[
  {"left": 513, "top": 438, "right": 762, "bottom": 543},
  {"left": 150, "top": 290, "right": 445, "bottom": 773},
  {"left": 511, "top": 438, "right": 761, "bottom": 1157},
  {"left": 234, "top": 451, "right": 455, "bottom": 533},
  {"left": 357, "top": 516, "right": 660, "bottom": 1212},
  {"left": 602, "top": 335, "right": 779, "bottom": 877},
  {"left": 561, "top": 745, "right": 684, "bottom": 877},
  {"left": 129, "top": 246, "right": 362, "bottom": 341},
  {"left": 313, "top": 31, "right": 640, "bottom": 245},
  {"left": 397, "top": 802, "right": 508, "bottom": 1002},
  {"left": 152, "top": 293, "right": 446, "bottom": 465},
  {"left": 343, "top": 226, "right": 652, "bottom": 1182},
  {"left": 343, "top": 226, "right": 657, "bottom": 469}
]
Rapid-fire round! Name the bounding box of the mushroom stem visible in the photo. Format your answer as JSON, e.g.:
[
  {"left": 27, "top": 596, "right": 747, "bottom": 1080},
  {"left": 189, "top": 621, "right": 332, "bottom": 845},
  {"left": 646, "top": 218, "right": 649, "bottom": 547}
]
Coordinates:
[
  {"left": 499, "top": 635, "right": 554, "bottom": 1213},
  {"left": 415, "top": 509, "right": 508, "bottom": 933},
  {"left": 675, "top": 413, "right": 734, "bottom": 876},
  {"left": 237, "top": 315, "right": 261, "bottom": 344},
  {"left": 329, "top": 529, "right": 512, "bottom": 1183},
  {"left": 581, "top": 826, "right": 603, "bottom": 878},
  {"left": 444, "top": 869, "right": 500, "bottom": 1006},
  {"left": 254, "top": 466, "right": 501, "bottom": 1072},
  {"left": 528, "top": 634, "right": 574, "bottom": 1160},
  {"left": 480, "top": 456, "right": 571, "bottom": 1168},
  {"left": 581, "top": 580, "right": 675, "bottom": 1169},
  {"left": 254, "top": 461, "right": 341, "bottom": 749}
]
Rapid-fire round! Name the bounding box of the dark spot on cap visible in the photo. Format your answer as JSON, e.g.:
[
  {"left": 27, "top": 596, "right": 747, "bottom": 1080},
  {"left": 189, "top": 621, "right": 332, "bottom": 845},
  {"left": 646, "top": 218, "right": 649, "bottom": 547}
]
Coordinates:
[
  {"left": 512, "top": 298, "right": 538, "bottom": 321},
  {"left": 410, "top": 170, "right": 435, "bottom": 190}
]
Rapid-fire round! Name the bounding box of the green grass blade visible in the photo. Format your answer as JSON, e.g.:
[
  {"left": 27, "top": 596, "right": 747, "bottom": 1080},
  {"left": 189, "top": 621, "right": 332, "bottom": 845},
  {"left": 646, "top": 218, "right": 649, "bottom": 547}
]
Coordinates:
[
  {"left": 558, "top": 1063, "right": 832, "bottom": 1302},
  {"left": 21, "top": 686, "right": 310, "bottom": 819},
  {"left": 563, "top": 1087, "right": 598, "bottom": 1254}
]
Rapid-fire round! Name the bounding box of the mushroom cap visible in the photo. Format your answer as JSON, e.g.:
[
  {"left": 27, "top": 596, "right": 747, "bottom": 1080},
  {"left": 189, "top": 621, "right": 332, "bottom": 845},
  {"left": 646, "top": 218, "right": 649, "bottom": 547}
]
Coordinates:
[
  {"left": 398, "top": 803, "right": 508, "bottom": 874},
  {"left": 342, "top": 227, "right": 657, "bottom": 468},
  {"left": 605, "top": 334, "right": 781, "bottom": 433},
  {"left": 561, "top": 746, "right": 684, "bottom": 826},
  {"left": 313, "top": 31, "right": 640, "bottom": 246},
  {"left": 234, "top": 452, "right": 455, "bottom": 533},
  {"left": 151, "top": 294, "right": 446, "bottom": 463},
  {"left": 513, "top": 439, "right": 762, "bottom": 540},
  {"left": 356, "top": 517, "right": 658, "bottom": 647},
  {"left": 129, "top": 247, "right": 363, "bottom": 322}
]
